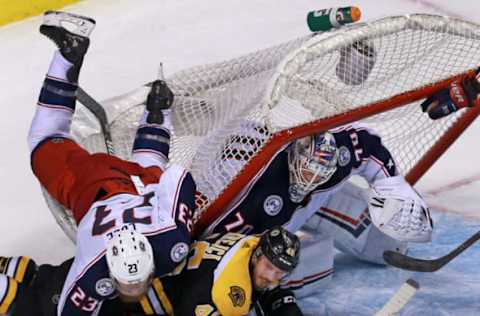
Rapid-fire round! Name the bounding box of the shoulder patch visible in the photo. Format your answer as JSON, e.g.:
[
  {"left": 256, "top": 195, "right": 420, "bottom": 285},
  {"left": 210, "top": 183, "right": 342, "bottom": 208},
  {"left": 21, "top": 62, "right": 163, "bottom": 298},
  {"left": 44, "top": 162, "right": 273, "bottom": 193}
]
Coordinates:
[
  {"left": 195, "top": 304, "right": 216, "bottom": 316},
  {"left": 95, "top": 278, "right": 115, "bottom": 297},
  {"left": 338, "top": 146, "right": 351, "bottom": 167},
  {"left": 263, "top": 195, "right": 283, "bottom": 216},
  {"left": 228, "top": 286, "right": 246, "bottom": 307},
  {"left": 170, "top": 242, "right": 189, "bottom": 263}
]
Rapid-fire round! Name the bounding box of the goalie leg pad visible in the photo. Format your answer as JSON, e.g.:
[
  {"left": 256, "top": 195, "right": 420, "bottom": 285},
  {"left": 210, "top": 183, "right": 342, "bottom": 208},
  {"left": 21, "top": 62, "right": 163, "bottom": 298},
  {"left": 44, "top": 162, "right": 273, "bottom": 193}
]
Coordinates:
[
  {"left": 305, "top": 181, "right": 407, "bottom": 264},
  {"left": 281, "top": 232, "right": 334, "bottom": 298}
]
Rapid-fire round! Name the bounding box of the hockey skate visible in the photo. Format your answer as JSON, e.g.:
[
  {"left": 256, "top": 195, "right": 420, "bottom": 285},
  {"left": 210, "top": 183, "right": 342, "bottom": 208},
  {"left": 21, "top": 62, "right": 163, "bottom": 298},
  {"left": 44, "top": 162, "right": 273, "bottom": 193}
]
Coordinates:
[
  {"left": 40, "top": 11, "right": 96, "bottom": 81},
  {"left": 146, "top": 67, "right": 174, "bottom": 124}
]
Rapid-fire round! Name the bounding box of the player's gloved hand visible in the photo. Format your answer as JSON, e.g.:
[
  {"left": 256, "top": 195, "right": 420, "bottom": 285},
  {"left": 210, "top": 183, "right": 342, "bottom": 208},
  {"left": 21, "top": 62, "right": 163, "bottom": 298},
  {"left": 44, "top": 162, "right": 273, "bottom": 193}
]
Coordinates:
[
  {"left": 255, "top": 288, "right": 304, "bottom": 316},
  {"left": 420, "top": 69, "right": 480, "bottom": 120}
]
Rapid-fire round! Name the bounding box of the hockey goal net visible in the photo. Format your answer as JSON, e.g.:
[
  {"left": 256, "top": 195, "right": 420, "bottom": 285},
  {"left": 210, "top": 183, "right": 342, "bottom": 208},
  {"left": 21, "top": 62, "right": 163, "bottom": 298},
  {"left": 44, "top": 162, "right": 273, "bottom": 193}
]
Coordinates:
[{"left": 45, "top": 14, "right": 480, "bottom": 240}]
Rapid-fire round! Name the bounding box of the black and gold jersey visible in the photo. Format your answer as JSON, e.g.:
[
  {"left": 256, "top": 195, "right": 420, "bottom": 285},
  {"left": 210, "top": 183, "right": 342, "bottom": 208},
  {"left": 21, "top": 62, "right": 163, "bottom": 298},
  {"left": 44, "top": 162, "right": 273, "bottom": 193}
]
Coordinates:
[{"left": 139, "top": 232, "right": 259, "bottom": 316}]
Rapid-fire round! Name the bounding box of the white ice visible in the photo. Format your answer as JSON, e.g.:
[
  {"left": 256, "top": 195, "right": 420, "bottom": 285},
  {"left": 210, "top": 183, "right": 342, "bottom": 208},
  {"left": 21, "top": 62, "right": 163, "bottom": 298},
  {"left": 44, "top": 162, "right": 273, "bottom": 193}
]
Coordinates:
[{"left": 0, "top": 0, "right": 479, "bottom": 315}]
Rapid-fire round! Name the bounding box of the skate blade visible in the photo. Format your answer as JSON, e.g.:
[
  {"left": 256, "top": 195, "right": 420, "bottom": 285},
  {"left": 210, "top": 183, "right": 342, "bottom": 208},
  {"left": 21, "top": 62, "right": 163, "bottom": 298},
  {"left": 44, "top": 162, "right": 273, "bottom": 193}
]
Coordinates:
[{"left": 42, "top": 11, "right": 96, "bottom": 37}]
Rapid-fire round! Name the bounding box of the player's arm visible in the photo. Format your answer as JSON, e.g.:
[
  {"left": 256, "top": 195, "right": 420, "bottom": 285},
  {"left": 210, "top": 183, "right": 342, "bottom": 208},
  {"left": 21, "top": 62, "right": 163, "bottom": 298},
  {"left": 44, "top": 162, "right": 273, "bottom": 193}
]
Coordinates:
[
  {"left": 350, "top": 125, "right": 433, "bottom": 243},
  {"left": 421, "top": 68, "right": 480, "bottom": 120},
  {"left": 57, "top": 259, "right": 112, "bottom": 316},
  {"left": 171, "top": 274, "right": 220, "bottom": 316},
  {"left": 148, "top": 166, "right": 196, "bottom": 276},
  {"left": 353, "top": 125, "right": 398, "bottom": 183}
]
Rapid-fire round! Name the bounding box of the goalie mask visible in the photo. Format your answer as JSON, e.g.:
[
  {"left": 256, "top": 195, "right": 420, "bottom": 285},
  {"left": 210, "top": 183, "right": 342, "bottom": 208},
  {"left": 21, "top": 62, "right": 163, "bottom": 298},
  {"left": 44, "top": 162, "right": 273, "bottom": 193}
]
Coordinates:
[
  {"left": 106, "top": 227, "right": 155, "bottom": 297},
  {"left": 288, "top": 132, "right": 339, "bottom": 202}
]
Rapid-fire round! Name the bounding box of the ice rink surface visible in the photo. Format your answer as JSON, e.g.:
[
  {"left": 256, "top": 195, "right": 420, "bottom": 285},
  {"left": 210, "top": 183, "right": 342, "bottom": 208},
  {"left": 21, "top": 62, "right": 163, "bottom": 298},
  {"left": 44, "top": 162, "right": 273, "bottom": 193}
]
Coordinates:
[{"left": 1, "top": 0, "right": 479, "bottom": 314}]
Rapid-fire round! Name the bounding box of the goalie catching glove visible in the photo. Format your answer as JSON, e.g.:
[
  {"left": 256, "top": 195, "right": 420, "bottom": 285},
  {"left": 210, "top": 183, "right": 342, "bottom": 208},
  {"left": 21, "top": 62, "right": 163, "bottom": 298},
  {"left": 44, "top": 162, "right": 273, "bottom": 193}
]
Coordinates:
[
  {"left": 368, "top": 176, "right": 433, "bottom": 243},
  {"left": 421, "top": 68, "right": 480, "bottom": 120}
]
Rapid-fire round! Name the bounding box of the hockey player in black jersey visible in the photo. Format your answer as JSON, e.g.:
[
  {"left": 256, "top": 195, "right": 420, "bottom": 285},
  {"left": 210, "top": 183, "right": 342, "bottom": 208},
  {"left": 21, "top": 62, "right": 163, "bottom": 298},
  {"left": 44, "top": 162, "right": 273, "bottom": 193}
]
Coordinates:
[
  {"left": 421, "top": 67, "right": 480, "bottom": 120},
  {"left": 0, "top": 227, "right": 303, "bottom": 316},
  {"left": 202, "top": 123, "right": 434, "bottom": 297}
]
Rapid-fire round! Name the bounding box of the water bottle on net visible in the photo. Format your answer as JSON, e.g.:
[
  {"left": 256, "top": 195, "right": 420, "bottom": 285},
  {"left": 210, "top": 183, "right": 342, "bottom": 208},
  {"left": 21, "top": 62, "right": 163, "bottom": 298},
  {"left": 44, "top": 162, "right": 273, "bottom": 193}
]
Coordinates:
[{"left": 306, "top": 6, "right": 361, "bottom": 32}]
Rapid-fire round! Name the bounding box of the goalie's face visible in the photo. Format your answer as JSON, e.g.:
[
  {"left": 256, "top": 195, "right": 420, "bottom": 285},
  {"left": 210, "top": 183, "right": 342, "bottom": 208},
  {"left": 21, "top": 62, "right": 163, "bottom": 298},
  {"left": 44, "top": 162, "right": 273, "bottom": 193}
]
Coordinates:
[{"left": 288, "top": 133, "right": 338, "bottom": 202}]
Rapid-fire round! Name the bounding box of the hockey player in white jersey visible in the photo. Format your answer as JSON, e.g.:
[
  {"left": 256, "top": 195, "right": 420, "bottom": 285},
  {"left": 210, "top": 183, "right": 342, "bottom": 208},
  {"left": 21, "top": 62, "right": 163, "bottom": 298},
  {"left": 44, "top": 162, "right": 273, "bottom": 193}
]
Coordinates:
[
  {"left": 27, "top": 11, "right": 195, "bottom": 316},
  {"left": 202, "top": 123, "right": 433, "bottom": 297}
]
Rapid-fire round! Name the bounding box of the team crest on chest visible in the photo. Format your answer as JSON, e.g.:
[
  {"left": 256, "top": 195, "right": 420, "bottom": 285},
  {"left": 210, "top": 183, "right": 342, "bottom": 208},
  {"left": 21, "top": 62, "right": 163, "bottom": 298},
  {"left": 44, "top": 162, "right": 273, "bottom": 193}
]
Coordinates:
[
  {"left": 338, "top": 146, "right": 351, "bottom": 167},
  {"left": 170, "top": 242, "right": 189, "bottom": 263},
  {"left": 229, "top": 286, "right": 246, "bottom": 307},
  {"left": 263, "top": 195, "right": 283, "bottom": 216},
  {"left": 95, "top": 278, "right": 115, "bottom": 296}
]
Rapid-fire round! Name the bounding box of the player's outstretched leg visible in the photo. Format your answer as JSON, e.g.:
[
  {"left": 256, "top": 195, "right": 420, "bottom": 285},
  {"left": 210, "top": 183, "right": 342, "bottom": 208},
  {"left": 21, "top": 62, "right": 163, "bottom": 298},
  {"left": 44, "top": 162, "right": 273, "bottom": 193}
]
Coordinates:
[
  {"left": 40, "top": 11, "right": 95, "bottom": 82},
  {"left": 28, "top": 11, "right": 95, "bottom": 152},
  {"left": 132, "top": 77, "right": 175, "bottom": 169}
]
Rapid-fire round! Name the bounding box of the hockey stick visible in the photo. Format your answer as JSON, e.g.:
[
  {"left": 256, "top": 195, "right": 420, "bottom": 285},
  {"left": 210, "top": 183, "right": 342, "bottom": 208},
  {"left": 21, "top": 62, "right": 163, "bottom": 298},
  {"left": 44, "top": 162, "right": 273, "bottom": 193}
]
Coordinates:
[
  {"left": 77, "top": 86, "right": 115, "bottom": 155},
  {"left": 375, "top": 279, "right": 419, "bottom": 316},
  {"left": 383, "top": 230, "right": 480, "bottom": 272}
]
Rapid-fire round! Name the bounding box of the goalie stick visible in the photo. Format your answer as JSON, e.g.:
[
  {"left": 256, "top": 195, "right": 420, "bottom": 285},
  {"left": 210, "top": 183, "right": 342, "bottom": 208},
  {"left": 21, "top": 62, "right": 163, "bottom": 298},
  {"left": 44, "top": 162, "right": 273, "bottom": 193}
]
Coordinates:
[
  {"left": 375, "top": 279, "right": 419, "bottom": 316},
  {"left": 77, "top": 86, "right": 115, "bottom": 155},
  {"left": 383, "top": 230, "right": 480, "bottom": 272}
]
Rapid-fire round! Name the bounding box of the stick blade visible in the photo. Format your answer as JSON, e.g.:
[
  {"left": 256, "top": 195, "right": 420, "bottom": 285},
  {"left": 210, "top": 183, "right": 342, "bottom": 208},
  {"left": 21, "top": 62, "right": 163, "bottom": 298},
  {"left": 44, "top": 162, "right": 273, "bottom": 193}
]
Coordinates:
[
  {"left": 375, "top": 278, "right": 420, "bottom": 316},
  {"left": 383, "top": 250, "right": 441, "bottom": 272}
]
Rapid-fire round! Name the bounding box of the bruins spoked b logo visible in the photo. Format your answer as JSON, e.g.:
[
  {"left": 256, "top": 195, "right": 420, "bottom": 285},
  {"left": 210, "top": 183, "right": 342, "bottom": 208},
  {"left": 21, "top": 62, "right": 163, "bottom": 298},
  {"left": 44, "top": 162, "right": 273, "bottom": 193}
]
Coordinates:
[{"left": 228, "top": 286, "right": 246, "bottom": 307}]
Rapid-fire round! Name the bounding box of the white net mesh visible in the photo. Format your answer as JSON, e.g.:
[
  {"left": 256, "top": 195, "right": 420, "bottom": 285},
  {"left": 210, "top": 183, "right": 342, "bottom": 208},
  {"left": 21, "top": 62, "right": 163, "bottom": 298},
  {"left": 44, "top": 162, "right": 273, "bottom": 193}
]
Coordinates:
[{"left": 50, "top": 14, "right": 480, "bottom": 238}]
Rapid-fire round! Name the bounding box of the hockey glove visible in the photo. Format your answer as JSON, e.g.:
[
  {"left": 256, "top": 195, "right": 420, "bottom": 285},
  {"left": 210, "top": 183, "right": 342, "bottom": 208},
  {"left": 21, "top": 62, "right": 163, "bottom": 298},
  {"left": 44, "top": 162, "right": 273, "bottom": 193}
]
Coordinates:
[
  {"left": 420, "top": 69, "right": 480, "bottom": 120},
  {"left": 255, "top": 288, "right": 304, "bottom": 316}
]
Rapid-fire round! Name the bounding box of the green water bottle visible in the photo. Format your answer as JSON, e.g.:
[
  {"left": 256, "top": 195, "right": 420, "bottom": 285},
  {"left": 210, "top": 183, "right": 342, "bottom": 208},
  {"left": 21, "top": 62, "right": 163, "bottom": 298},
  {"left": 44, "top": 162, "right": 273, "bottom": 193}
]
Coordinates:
[{"left": 307, "top": 6, "right": 361, "bottom": 32}]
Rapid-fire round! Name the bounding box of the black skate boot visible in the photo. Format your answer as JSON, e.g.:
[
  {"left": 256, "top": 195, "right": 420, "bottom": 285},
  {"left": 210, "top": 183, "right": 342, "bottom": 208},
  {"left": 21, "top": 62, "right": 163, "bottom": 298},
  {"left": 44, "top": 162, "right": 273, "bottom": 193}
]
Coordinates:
[
  {"left": 146, "top": 79, "right": 174, "bottom": 124},
  {"left": 40, "top": 11, "right": 96, "bottom": 82}
]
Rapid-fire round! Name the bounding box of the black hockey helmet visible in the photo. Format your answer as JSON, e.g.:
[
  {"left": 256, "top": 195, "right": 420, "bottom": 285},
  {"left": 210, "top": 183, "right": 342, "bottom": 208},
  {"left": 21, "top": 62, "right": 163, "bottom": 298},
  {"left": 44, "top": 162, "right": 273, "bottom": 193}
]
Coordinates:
[{"left": 258, "top": 226, "right": 300, "bottom": 273}]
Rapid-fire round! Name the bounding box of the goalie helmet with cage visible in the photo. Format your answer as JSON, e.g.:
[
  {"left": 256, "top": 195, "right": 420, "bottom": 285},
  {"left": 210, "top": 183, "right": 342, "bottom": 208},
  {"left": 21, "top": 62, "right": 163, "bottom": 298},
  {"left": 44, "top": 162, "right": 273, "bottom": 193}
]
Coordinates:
[
  {"left": 287, "top": 132, "right": 339, "bottom": 202},
  {"left": 106, "top": 227, "right": 155, "bottom": 297}
]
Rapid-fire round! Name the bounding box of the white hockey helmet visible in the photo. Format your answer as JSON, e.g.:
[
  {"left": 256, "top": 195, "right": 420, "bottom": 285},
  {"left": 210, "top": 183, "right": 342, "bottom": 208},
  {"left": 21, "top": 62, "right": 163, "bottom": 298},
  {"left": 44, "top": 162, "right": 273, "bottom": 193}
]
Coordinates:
[
  {"left": 106, "top": 227, "right": 155, "bottom": 297},
  {"left": 288, "top": 132, "right": 338, "bottom": 202}
]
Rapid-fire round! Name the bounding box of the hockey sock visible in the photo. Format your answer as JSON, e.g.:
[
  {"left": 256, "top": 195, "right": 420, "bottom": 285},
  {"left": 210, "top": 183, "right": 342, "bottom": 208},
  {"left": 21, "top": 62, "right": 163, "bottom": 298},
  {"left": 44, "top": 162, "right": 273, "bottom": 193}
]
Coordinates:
[
  {"left": 40, "top": 50, "right": 78, "bottom": 111},
  {"left": 131, "top": 110, "right": 172, "bottom": 168},
  {"left": 28, "top": 51, "right": 78, "bottom": 152}
]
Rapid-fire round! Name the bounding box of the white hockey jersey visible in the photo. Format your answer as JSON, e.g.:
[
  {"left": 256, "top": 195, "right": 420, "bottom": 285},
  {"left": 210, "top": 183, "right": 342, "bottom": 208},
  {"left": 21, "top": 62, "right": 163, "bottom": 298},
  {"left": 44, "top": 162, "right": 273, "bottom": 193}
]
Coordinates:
[{"left": 57, "top": 164, "right": 195, "bottom": 316}]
